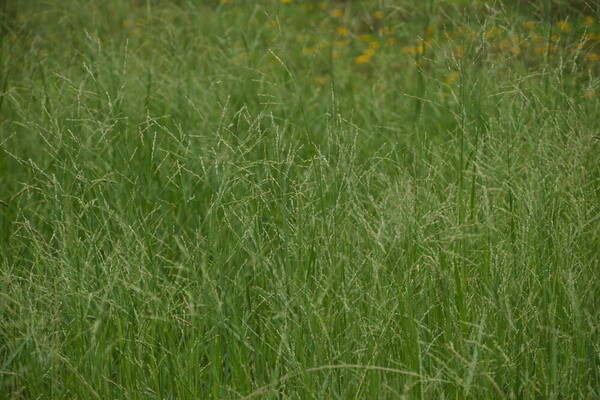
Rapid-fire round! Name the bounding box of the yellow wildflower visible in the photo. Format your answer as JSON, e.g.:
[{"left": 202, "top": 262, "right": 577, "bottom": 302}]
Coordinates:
[
  {"left": 359, "top": 34, "right": 373, "bottom": 41},
  {"left": 511, "top": 46, "right": 521, "bottom": 56},
  {"left": 387, "top": 37, "right": 397, "bottom": 45},
  {"left": 484, "top": 27, "right": 500, "bottom": 39},
  {"left": 583, "top": 88, "right": 595, "bottom": 98},
  {"left": 425, "top": 26, "right": 434, "bottom": 36},
  {"left": 522, "top": 21, "right": 535, "bottom": 29},
  {"left": 336, "top": 26, "right": 349, "bottom": 36},
  {"left": 363, "top": 48, "right": 375, "bottom": 57},
  {"left": 551, "top": 34, "right": 559, "bottom": 41},
  {"left": 584, "top": 16, "right": 594, "bottom": 26},
  {"left": 379, "top": 26, "right": 391, "bottom": 35},
  {"left": 401, "top": 46, "right": 416, "bottom": 55},
  {"left": 557, "top": 20, "right": 570, "bottom": 32},
  {"left": 445, "top": 71, "right": 459, "bottom": 84},
  {"left": 454, "top": 45, "right": 464, "bottom": 57},
  {"left": 373, "top": 11, "right": 383, "bottom": 19},
  {"left": 330, "top": 9, "right": 343, "bottom": 17},
  {"left": 369, "top": 40, "right": 379, "bottom": 49},
  {"left": 587, "top": 52, "right": 600, "bottom": 61},
  {"left": 355, "top": 54, "right": 370, "bottom": 64}
]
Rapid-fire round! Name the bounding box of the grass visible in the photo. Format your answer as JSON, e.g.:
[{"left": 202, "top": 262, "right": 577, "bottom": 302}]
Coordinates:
[{"left": 1, "top": 0, "right": 599, "bottom": 398}]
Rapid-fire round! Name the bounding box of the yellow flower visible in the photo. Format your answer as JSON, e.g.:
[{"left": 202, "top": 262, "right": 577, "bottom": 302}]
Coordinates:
[
  {"left": 522, "top": 21, "right": 535, "bottom": 29},
  {"left": 401, "top": 46, "right": 416, "bottom": 54},
  {"left": 359, "top": 34, "right": 373, "bottom": 41},
  {"left": 484, "top": 27, "right": 500, "bottom": 39},
  {"left": 583, "top": 88, "right": 595, "bottom": 98},
  {"left": 336, "top": 26, "right": 349, "bottom": 36},
  {"left": 379, "top": 26, "right": 391, "bottom": 35},
  {"left": 499, "top": 39, "right": 511, "bottom": 50},
  {"left": 355, "top": 54, "right": 370, "bottom": 64},
  {"left": 373, "top": 11, "right": 383, "bottom": 19},
  {"left": 363, "top": 48, "right": 375, "bottom": 57},
  {"left": 454, "top": 45, "right": 464, "bottom": 57},
  {"left": 281, "top": 0, "right": 292, "bottom": 3},
  {"left": 369, "top": 40, "right": 379, "bottom": 49},
  {"left": 587, "top": 52, "right": 600, "bottom": 61},
  {"left": 445, "top": 71, "right": 459, "bottom": 84},
  {"left": 416, "top": 38, "right": 428, "bottom": 54},
  {"left": 333, "top": 40, "right": 349, "bottom": 47},
  {"left": 387, "top": 37, "right": 397, "bottom": 45},
  {"left": 425, "top": 26, "right": 434, "bottom": 36},
  {"left": 550, "top": 34, "right": 559, "bottom": 41},
  {"left": 557, "top": 20, "right": 570, "bottom": 32},
  {"left": 584, "top": 16, "right": 594, "bottom": 26},
  {"left": 511, "top": 46, "right": 521, "bottom": 56},
  {"left": 330, "top": 9, "right": 343, "bottom": 17}
]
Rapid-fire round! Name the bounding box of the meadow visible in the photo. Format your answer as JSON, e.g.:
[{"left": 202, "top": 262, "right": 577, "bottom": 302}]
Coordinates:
[{"left": 1, "top": 0, "right": 599, "bottom": 398}]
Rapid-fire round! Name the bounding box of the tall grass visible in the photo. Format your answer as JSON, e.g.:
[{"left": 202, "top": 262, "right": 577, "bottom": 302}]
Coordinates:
[{"left": 1, "top": 0, "right": 599, "bottom": 399}]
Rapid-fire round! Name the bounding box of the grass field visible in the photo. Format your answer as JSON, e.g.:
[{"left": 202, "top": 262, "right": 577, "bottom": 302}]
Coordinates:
[{"left": 1, "top": 0, "right": 599, "bottom": 398}]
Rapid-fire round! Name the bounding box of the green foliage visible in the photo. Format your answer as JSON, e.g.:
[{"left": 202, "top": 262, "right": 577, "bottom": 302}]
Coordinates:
[{"left": 1, "top": 0, "right": 599, "bottom": 399}]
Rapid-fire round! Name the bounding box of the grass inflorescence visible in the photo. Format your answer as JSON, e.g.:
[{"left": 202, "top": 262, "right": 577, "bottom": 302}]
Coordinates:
[{"left": 1, "top": 0, "right": 599, "bottom": 399}]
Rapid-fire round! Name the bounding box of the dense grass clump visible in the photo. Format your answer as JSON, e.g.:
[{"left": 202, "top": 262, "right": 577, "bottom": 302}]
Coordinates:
[{"left": 1, "top": 0, "right": 599, "bottom": 399}]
